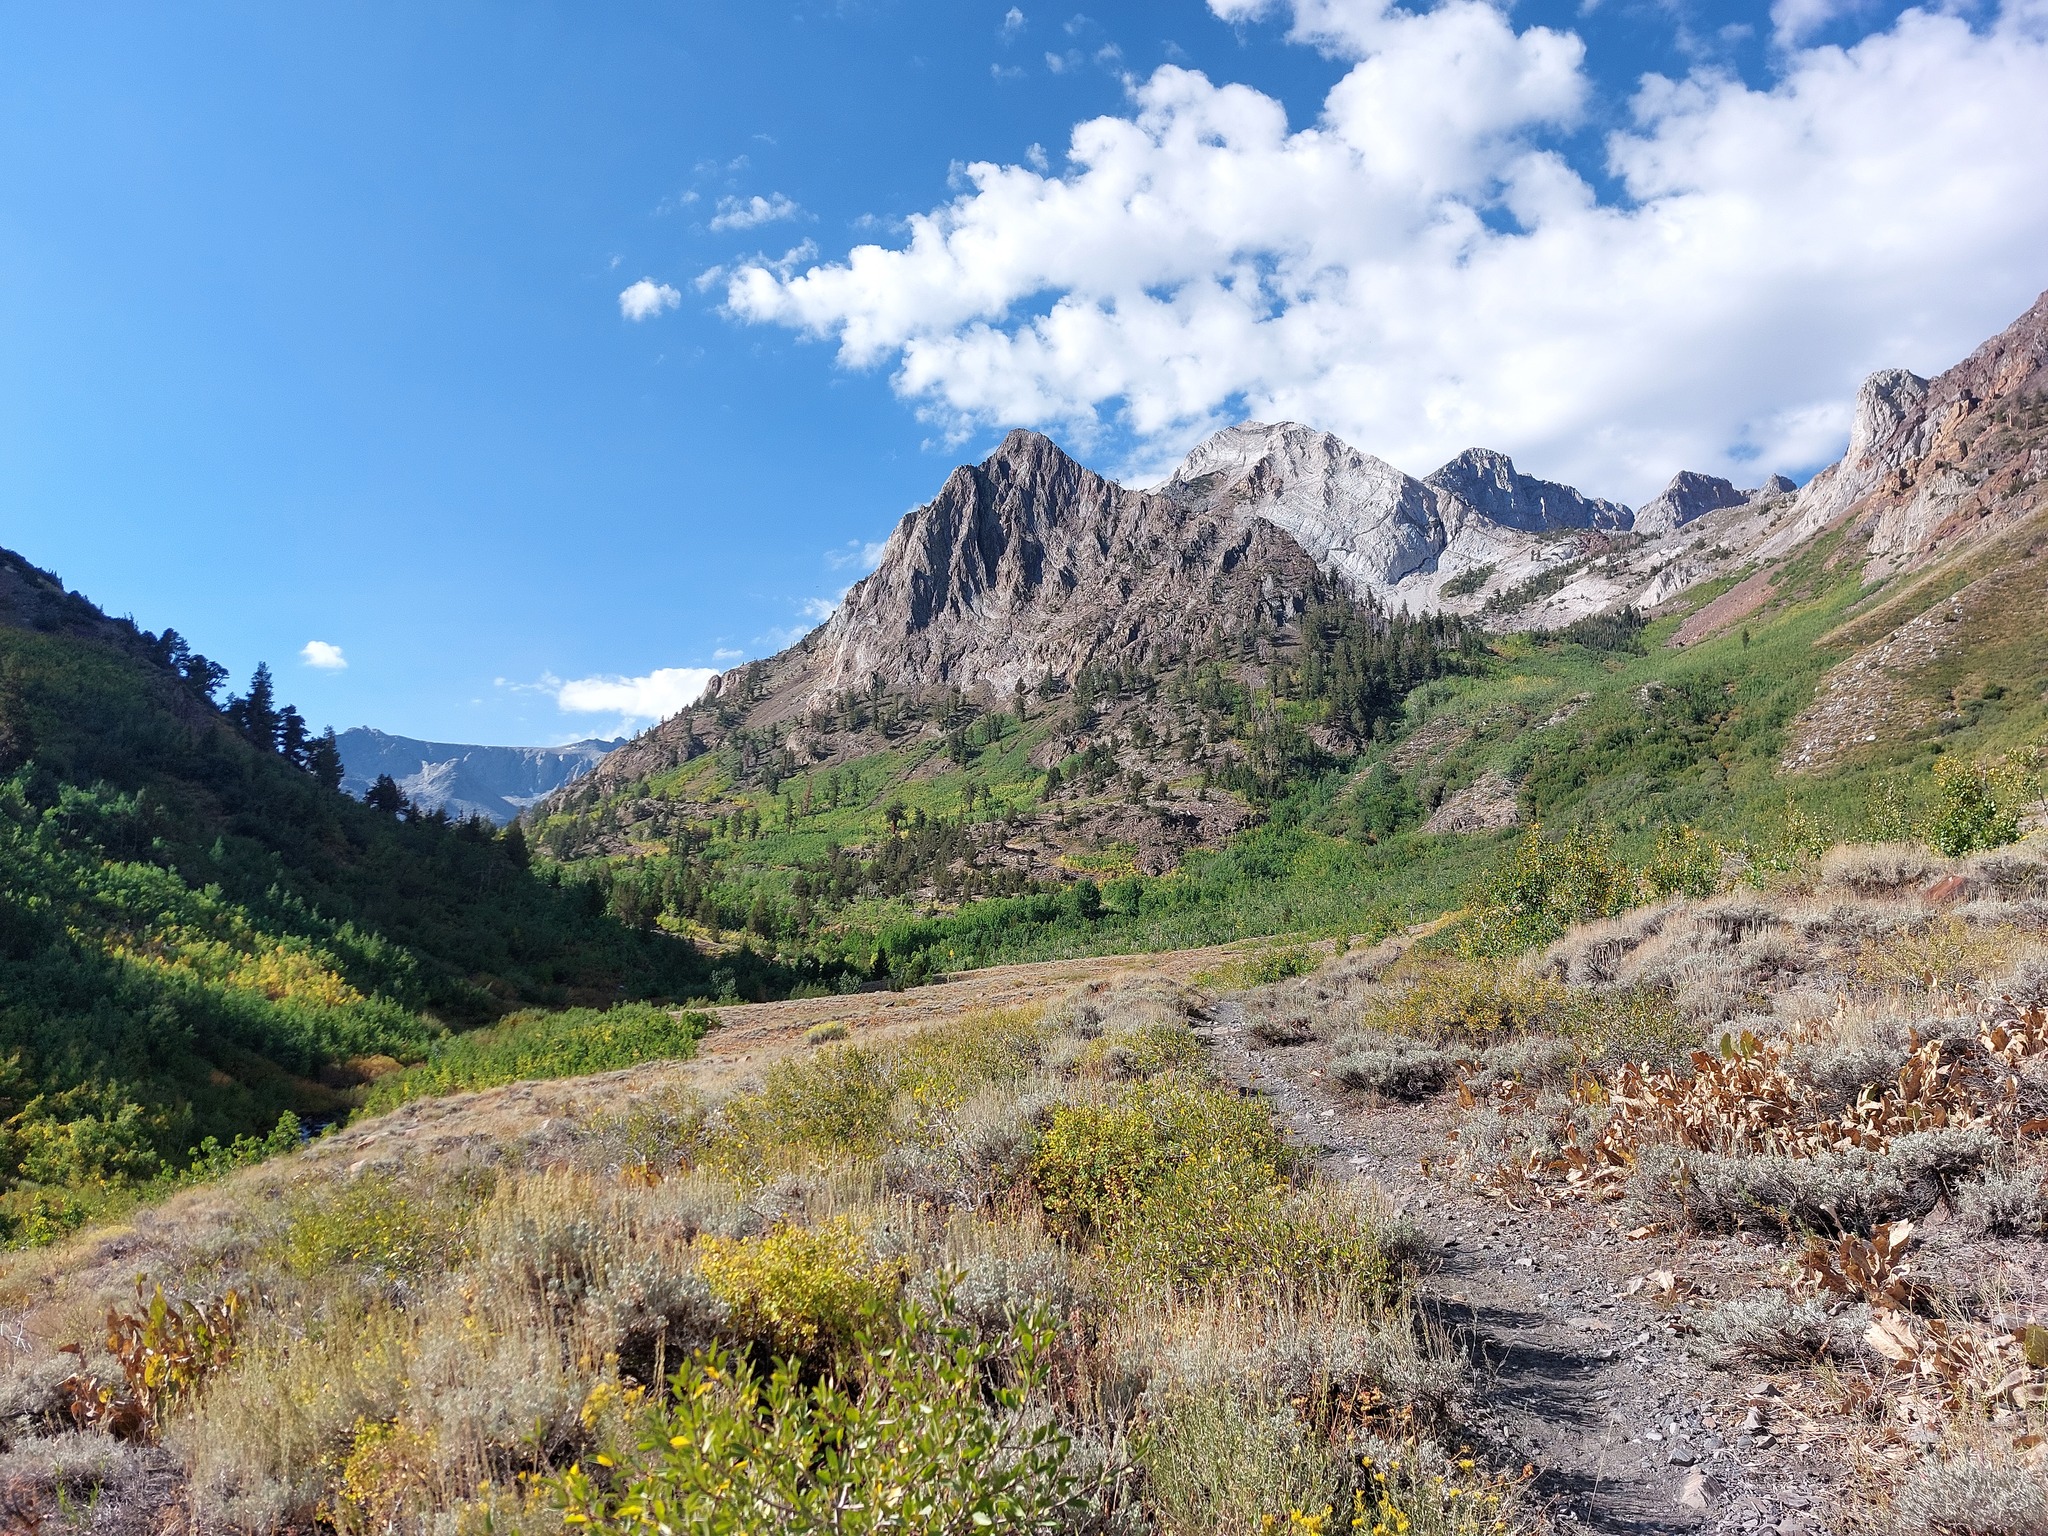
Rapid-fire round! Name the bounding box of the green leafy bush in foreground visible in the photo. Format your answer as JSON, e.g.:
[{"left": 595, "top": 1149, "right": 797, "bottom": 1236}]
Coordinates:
[
  {"left": 359, "top": 1003, "right": 711, "bottom": 1114},
  {"left": 548, "top": 1296, "right": 1079, "bottom": 1536}
]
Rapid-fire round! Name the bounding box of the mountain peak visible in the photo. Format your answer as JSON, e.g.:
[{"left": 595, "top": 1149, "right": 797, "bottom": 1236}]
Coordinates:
[
  {"left": 1423, "top": 447, "right": 1631, "bottom": 533},
  {"left": 1632, "top": 469, "right": 1748, "bottom": 536}
]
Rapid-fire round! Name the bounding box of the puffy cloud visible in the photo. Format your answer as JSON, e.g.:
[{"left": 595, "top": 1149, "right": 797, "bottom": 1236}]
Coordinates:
[
  {"left": 555, "top": 666, "right": 714, "bottom": 724},
  {"left": 710, "top": 193, "right": 803, "bottom": 231},
  {"left": 299, "top": 640, "right": 347, "bottom": 670},
  {"left": 727, "top": 0, "right": 2048, "bottom": 501},
  {"left": 618, "top": 279, "right": 681, "bottom": 321},
  {"left": 1001, "top": 7, "right": 1026, "bottom": 37}
]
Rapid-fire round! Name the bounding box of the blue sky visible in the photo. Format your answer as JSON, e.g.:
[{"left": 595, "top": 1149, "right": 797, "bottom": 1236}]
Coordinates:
[{"left": 4, "top": 1, "right": 2045, "bottom": 746}]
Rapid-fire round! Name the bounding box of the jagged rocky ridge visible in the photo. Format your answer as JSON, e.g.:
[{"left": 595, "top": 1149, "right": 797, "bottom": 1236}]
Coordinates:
[{"left": 570, "top": 287, "right": 2048, "bottom": 801}]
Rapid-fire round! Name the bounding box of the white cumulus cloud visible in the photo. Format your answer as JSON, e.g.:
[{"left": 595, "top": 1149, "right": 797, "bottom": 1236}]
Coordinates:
[
  {"left": 726, "top": 0, "right": 2048, "bottom": 502},
  {"left": 555, "top": 667, "right": 715, "bottom": 725},
  {"left": 618, "top": 278, "right": 681, "bottom": 321},
  {"left": 300, "top": 640, "right": 347, "bottom": 670},
  {"left": 710, "top": 193, "right": 804, "bottom": 232}
]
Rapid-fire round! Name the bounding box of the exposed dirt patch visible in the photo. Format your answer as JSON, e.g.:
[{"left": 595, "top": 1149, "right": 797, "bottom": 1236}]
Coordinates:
[
  {"left": 1670, "top": 570, "right": 1776, "bottom": 648},
  {"left": 1392, "top": 713, "right": 1478, "bottom": 773}
]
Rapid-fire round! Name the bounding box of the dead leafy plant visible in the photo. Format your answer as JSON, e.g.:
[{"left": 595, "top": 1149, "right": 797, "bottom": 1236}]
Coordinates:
[
  {"left": 1865, "top": 1312, "right": 2048, "bottom": 1416},
  {"left": 1793, "top": 1220, "right": 1938, "bottom": 1314},
  {"left": 56, "top": 1282, "right": 242, "bottom": 1441}
]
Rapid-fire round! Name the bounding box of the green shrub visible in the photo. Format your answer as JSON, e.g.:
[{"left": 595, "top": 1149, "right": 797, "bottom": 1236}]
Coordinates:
[
  {"left": 1113, "top": 1164, "right": 1393, "bottom": 1298},
  {"left": 1246, "top": 946, "right": 1318, "bottom": 986},
  {"left": 546, "top": 1297, "right": 1078, "bottom": 1535},
  {"left": 1642, "top": 824, "right": 1720, "bottom": 900},
  {"left": 709, "top": 1043, "right": 897, "bottom": 1169},
  {"left": 695, "top": 1217, "right": 907, "bottom": 1364},
  {"left": 1366, "top": 959, "right": 1564, "bottom": 1042},
  {"left": 1462, "top": 826, "right": 1639, "bottom": 956},
  {"left": 1439, "top": 564, "right": 1494, "bottom": 600},
  {"left": 1924, "top": 753, "right": 2037, "bottom": 857},
  {"left": 276, "top": 1173, "right": 470, "bottom": 1280},
  {"left": 1074, "top": 1019, "right": 1205, "bottom": 1079},
  {"left": 1556, "top": 987, "right": 1696, "bottom": 1067},
  {"left": 360, "top": 1004, "right": 711, "bottom": 1114},
  {"left": 1739, "top": 795, "right": 1833, "bottom": 889},
  {"left": 1031, "top": 1082, "right": 1287, "bottom": 1238}
]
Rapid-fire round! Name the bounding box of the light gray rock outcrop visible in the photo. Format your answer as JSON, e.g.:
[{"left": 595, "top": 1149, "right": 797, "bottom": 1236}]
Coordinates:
[
  {"left": 1633, "top": 471, "right": 1748, "bottom": 536},
  {"left": 1424, "top": 447, "right": 1632, "bottom": 533}
]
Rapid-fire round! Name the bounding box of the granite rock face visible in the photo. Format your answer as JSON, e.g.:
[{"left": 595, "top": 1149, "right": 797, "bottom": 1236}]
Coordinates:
[
  {"left": 1763, "top": 289, "right": 2048, "bottom": 569},
  {"left": 1633, "top": 471, "right": 1749, "bottom": 536},
  {"left": 1423, "top": 446, "right": 1632, "bottom": 533},
  {"left": 1164, "top": 421, "right": 1446, "bottom": 595},
  {"left": 694, "top": 427, "right": 1331, "bottom": 724},
  {"left": 583, "top": 286, "right": 2048, "bottom": 805}
]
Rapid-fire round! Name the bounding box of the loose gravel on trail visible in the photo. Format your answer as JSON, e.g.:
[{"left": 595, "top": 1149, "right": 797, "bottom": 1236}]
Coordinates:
[{"left": 1200, "top": 999, "right": 1835, "bottom": 1536}]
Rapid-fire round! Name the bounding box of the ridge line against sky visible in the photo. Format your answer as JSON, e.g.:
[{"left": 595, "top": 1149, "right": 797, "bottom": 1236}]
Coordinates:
[{"left": 4, "top": 1, "right": 2045, "bottom": 748}]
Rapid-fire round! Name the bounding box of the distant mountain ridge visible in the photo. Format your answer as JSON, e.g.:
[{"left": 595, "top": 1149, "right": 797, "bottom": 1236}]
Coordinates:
[{"left": 339, "top": 728, "right": 619, "bottom": 824}]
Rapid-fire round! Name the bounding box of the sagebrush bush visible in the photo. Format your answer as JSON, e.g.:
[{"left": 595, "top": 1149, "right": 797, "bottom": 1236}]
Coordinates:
[
  {"left": 1633, "top": 1129, "right": 1995, "bottom": 1235},
  {"left": 1692, "top": 1291, "right": 1840, "bottom": 1367},
  {"left": 1958, "top": 1169, "right": 2048, "bottom": 1238},
  {"left": 1818, "top": 842, "right": 1939, "bottom": 897},
  {"left": 1250, "top": 1010, "right": 1318, "bottom": 1046},
  {"left": 1330, "top": 1039, "right": 1458, "bottom": 1101},
  {"left": 1887, "top": 1449, "right": 2048, "bottom": 1536}
]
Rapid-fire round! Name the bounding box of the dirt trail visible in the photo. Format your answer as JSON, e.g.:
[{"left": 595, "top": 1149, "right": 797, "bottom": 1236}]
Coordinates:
[
  {"left": 1199, "top": 1000, "right": 1826, "bottom": 1536},
  {"left": 683, "top": 937, "right": 1330, "bottom": 1090}
]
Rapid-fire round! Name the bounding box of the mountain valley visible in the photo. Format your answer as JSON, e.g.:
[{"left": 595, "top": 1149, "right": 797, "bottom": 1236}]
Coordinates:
[{"left": 1, "top": 290, "right": 2047, "bottom": 1536}]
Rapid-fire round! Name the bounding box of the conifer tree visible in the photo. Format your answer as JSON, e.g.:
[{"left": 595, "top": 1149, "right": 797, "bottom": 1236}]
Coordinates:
[
  {"left": 227, "top": 663, "right": 281, "bottom": 750},
  {"left": 305, "top": 728, "right": 344, "bottom": 791}
]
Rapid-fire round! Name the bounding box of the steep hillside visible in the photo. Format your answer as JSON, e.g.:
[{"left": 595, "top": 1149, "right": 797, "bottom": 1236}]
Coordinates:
[
  {"left": 0, "top": 546, "right": 724, "bottom": 1239},
  {"left": 337, "top": 727, "right": 619, "bottom": 823}
]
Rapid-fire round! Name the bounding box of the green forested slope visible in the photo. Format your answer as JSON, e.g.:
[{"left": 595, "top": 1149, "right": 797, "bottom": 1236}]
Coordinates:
[{"left": 0, "top": 548, "right": 721, "bottom": 1236}]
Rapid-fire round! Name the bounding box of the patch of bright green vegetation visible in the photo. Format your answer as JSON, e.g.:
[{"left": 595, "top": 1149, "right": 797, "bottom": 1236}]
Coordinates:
[{"left": 359, "top": 1003, "right": 714, "bottom": 1114}]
